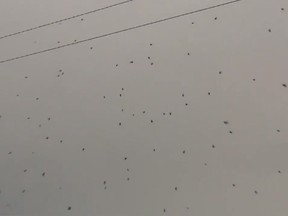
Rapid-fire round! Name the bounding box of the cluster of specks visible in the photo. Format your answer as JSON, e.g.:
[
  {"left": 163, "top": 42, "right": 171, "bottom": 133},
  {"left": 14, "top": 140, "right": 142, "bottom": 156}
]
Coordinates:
[{"left": 57, "top": 69, "right": 64, "bottom": 78}]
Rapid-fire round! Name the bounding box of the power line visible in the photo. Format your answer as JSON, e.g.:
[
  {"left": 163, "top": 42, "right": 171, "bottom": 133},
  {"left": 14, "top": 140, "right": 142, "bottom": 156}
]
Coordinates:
[
  {"left": 0, "top": 0, "right": 242, "bottom": 64},
  {"left": 0, "top": 0, "right": 133, "bottom": 40}
]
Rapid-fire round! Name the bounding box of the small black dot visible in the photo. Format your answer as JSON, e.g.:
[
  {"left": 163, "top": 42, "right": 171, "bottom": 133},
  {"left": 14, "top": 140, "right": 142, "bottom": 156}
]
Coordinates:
[
  {"left": 121, "top": 109, "right": 124, "bottom": 112},
  {"left": 25, "top": 76, "right": 28, "bottom": 79},
  {"left": 57, "top": 41, "right": 60, "bottom": 44},
  {"left": 27, "top": 117, "right": 30, "bottom": 120},
  {"left": 204, "top": 163, "right": 207, "bottom": 166},
  {"left": 60, "top": 140, "right": 63, "bottom": 143},
  {"left": 122, "top": 88, "right": 124, "bottom": 91},
  {"left": 124, "top": 157, "right": 127, "bottom": 160},
  {"left": 232, "top": 184, "right": 236, "bottom": 187},
  {"left": 224, "top": 121, "right": 229, "bottom": 125},
  {"left": 281, "top": 8, "right": 285, "bottom": 11},
  {"left": 46, "top": 137, "right": 49, "bottom": 139},
  {"left": 82, "top": 148, "right": 85, "bottom": 151},
  {"left": 182, "top": 150, "right": 186, "bottom": 154},
  {"left": 277, "top": 129, "right": 280, "bottom": 132},
  {"left": 68, "top": 206, "right": 72, "bottom": 211},
  {"left": 148, "top": 57, "right": 151, "bottom": 59},
  {"left": 153, "top": 148, "right": 156, "bottom": 152},
  {"left": 208, "top": 92, "right": 211, "bottom": 95},
  {"left": 22, "top": 189, "right": 26, "bottom": 193},
  {"left": 130, "top": 61, "right": 134, "bottom": 64},
  {"left": 16, "top": 94, "right": 19, "bottom": 97},
  {"left": 182, "top": 94, "right": 184, "bottom": 97},
  {"left": 185, "top": 103, "right": 188, "bottom": 106},
  {"left": 212, "top": 145, "right": 215, "bottom": 148},
  {"left": 253, "top": 78, "right": 256, "bottom": 81},
  {"left": 24, "top": 169, "right": 27, "bottom": 172},
  {"left": 126, "top": 177, "right": 130, "bottom": 181},
  {"left": 8, "top": 152, "right": 12, "bottom": 154},
  {"left": 90, "top": 47, "right": 93, "bottom": 50},
  {"left": 103, "top": 96, "right": 106, "bottom": 99},
  {"left": 268, "top": 29, "right": 272, "bottom": 32},
  {"left": 127, "top": 168, "right": 130, "bottom": 172},
  {"left": 47, "top": 117, "right": 51, "bottom": 121},
  {"left": 151, "top": 120, "right": 154, "bottom": 123},
  {"left": 119, "top": 122, "right": 122, "bottom": 126},
  {"left": 187, "top": 52, "right": 190, "bottom": 55},
  {"left": 219, "top": 71, "right": 222, "bottom": 74},
  {"left": 254, "top": 190, "right": 258, "bottom": 194},
  {"left": 192, "top": 22, "right": 194, "bottom": 24},
  {"left": 175, "top": 187, "right": 178, "bottom": 191},
  {"left": 103, "top": 181, "right": 106, "bottom": 185},
  {"left": 278, "top": 170, "right": 282, "bottom": 173},
  {"left": 42, "top": 172, "right": 46, "bottom": 177},
  {"left": 81, "top": 18, "right": 84, "bottom": 21},
  {"left": 150, "top": 43, "right": 153, "bottom": 46},
  {"left": 132, "top": 114, "right": 135, "bottom": 116},
  {"left": 116, "top": 64, "right": 118, "bottom": 67},
  {"left": 150, "top": 62, "right": 154, "bottom": 66},
  {"left": 229, "top": 131, "right": 233, "bottom": 134},
  {"left": 163, "top": 113, "right": 166, "bottom": 115},
  {"left": 282, "top": 83, "right": 287, "bottom": 87},
  {"left": 120, "top": 94, "right": 122, "bottom": 97},
  {"left": 163, "top": 209, "right": 166, "bottom": 213},
  {"left": 169, "top": 112, "right": 172, "bottom": 115},
  {"left": 214, "top": 17, "right": 218, "bottom": 20},
  {"left": 36, "top": 97, "right": 39, "bottom": 100}
]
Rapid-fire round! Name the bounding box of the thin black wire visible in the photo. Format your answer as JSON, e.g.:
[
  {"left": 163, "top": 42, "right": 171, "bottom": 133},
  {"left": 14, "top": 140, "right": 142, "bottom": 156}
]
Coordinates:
[
  {"left": 0, "top": 0, "right": 133, "bottom": 40},
  {"left": 0, "top": 0, "right": 242, "bottom": 64}
]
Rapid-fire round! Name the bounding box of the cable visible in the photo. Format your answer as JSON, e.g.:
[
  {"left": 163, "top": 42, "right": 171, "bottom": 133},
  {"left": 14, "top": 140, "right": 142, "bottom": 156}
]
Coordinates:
[
  {"left": 0, "top": 0, "right": 133, "bottom": 40},
  {"left": 0, "top": 0, "right": 242, "bottom": 64}
]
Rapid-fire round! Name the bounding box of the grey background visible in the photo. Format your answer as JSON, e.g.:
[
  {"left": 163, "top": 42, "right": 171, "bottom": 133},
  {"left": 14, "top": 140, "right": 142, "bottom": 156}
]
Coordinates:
[{"left": 0, "top": 0, "right": 288, "bottom": 215}]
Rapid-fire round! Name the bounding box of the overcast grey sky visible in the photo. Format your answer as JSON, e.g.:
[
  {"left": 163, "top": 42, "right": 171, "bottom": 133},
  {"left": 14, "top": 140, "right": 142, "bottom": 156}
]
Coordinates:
[{"left": 0, "top": 0, "right": 288, "bottom": 215}]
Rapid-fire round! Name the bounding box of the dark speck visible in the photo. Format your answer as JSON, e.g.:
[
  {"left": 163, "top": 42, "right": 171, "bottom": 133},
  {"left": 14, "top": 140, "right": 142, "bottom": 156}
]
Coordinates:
[
  {"left": 82, "top": 148, "right": 85, "bottom": 151},
  {"left": 281, "top": 8, "right": 285, "bottom": 11},
  {"left": 130, "top": 61, "right": 134, "bottom": 64},
  {"left": 169, "top": 112, "right": 172, "bottom": 115},
  {"left": 182, "top": 150, "right": 186, "bottom": 154},
  {"left": 268, "top": 29, "right": 272, "bottom": 32},
  {"left": 42, "top": 172, "right": 46, "bottom": 177},
  {"left": 175, "top": 187, "right": 178, "bottom": 191},
  {"left": 219, "top": 71, "right": 222, "bottom": 74},
  {"left": 119, "top": 122, "right": 122, "bottom": 126},
  {"left": 46, "top": 137, "right": 49, "bottom": 140},
  {"left": 22, "top": 189, "right": 26, "bottom": 193},
  {"left": 151, "top": 120, "right": 154, "bottom": 123},
  {"left": 277, "top": 129, "right": 280, "bottom": 132},
  {"left": 103, "top": 181, "right": 106, "bottom": 185},
  {"left": 282, "top": 83, "right": 287, "bottom": 87},
  {"left": 68, "top": 206, "right": 72, "bottom": 211},
  {"left": 212, "top": 145, "right": 215, "bottom": 148},
  {"left": 8, "top": 152, "right": 12, "bottom": 154},
  {"left": 150, "top": 43, "right": 153, "bottom": 46},
  {"left": 153, "top": 148, "right": 156, "bottom": 152},
  {"left": 224, "top": 121, "right": 229, "bottom": 125},
  {"left": 124, "top": 157, "right": 127, "bottom": 160},
  {"left": 208, "top": 92, "right": 211, "bottom": 95},
  {"left": 24, "top": 169, "right": 27, "bottom": 173},
  {"left": 214, "top": 17, "right": 218, "bottom": 20},
  {"left": 126, "top": 177, "right": 130, "bottom": 181},
  {"left": 232, "top": 184, "right": 236, "bottom": 187},
  {"left": 254, "top": 190, "right": 258, "bottom": 194},
  {"left": 163, "top": 209, "right": 166, "bottom": 213},
  {"left": 278, "top": 170, "right": 282, "bottom": 174},
  {"left": 187, "top": 52, "right": 190, "bottom": 55},
  {"left": 229, "top": 131, "right": 233, "bottom": 134}
]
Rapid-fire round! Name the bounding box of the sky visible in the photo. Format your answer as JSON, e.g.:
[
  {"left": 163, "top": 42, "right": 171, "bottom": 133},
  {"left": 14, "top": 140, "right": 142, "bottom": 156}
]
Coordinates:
[{"left": 0, "top": 0, "right": 288, "bottom": 215}]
